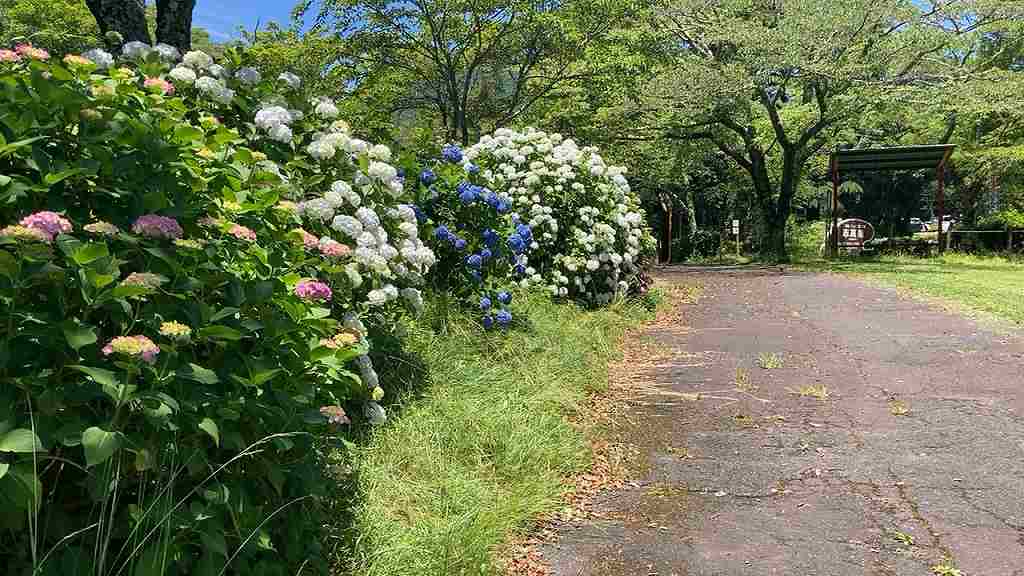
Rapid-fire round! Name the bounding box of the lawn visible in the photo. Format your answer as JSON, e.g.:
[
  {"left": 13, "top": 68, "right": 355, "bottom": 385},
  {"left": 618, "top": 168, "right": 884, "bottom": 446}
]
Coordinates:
[{"left": 790, "top": 221, "right": 1024, "bottom": 324}]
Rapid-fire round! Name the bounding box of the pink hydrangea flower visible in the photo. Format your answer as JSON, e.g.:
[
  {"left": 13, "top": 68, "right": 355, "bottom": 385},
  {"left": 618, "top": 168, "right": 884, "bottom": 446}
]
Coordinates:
[
  {"left": 0, "top": 49, "right": 20, "bottom": 63},
  {"left": 143, "top": 76, "right": 175, "bottom": 95},
  {"left": 228, "top": 224, "right": 256, "bottom": 242},
  {"left": 102, "top": 335, "right": 160, "bottom": 364},
  {"left": 0, "top": 225, "right": 51, "bottom": 243},
  {"left": 295, "top": 279, "right": 332, "bottom": 302},
  {"left": 15, "top": 44, "right": 49, "bottom": 61},
  {"left": 318, "top": 238, "right": 351, "bottom": 258},
  {"left": 296, "top": 228, "right": 319, "bottom": 249},
  {"left": 132, "top": 214, "right": 183, "bottom": 239},
  {"left": 320, "top": 405, "right": 350, "bottom": 425},
  {"left": 20, "top": 211, "right": 72, "bottom": 240}
]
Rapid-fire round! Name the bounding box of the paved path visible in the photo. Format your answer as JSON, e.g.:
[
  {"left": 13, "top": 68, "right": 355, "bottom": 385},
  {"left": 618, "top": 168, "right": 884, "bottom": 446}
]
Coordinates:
[{"left": 543, "top": 268, "right": 1024, "bottom": 575}]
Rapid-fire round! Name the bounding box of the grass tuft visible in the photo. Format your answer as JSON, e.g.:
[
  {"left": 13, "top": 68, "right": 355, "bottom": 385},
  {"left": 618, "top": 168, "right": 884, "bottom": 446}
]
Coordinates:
[{"left": 337, "top": 291, "right": 654, "bottom": 575}]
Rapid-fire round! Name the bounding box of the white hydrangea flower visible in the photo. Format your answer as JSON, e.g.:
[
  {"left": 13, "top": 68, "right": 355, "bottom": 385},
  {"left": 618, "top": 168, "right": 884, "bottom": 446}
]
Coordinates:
[
  {"left": 278, "top": 71, "right": 302, "bottom": 89},
  {"left": 369, "top": 144, "right": 392, "bottom": 162},
  {"left": 255, "top": 106, "right": 292, "bottom": 130},
  {"left": 307, "top": 140, "right": 336, "bottom": 161},
  {"left": 315, "top": 98, "right": 339, "bottom": 118},
  {"left": 367, "top": 161, "right": 397, "bottom": 183},
  {"left": 332, "top": 215, "right": 363, "bottom": 238},
  {"left": 121, "top": 41, "right": 151, "bottom": 60},
  {"left": 365, "top": 402, "right": 386, "bottom": 425},
  {"left": 267, "top": 123, "right": 293, "bottom": 143},
  {"left": 168, "top": 66, "right": 197, "bottom": 85},
  {"left": 207, "top": 63, "right": 226, "bottom": 77},
  {"left": 153, "top": 43, "right": 181, "bottom": 62},
  {"left": 235, "top": 67, "right": 261, "bottom": 84},
  {"left": 183, "top": 50, "right": 214, "bottom": 70},
  {"left": 83, "top": 48, "right": 114, "bottom": 69}
]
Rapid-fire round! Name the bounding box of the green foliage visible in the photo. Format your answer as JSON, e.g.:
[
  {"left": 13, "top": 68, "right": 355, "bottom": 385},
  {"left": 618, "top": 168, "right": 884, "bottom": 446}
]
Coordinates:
[
  {"left": 0, "top": 0, "right": 100, "bottom": 54},
  {"left": 979, "top": 209, "right": 1024, "bottom": 230},
  {"left": 341, "top": 292, "right": 653, "bottom": 575}
]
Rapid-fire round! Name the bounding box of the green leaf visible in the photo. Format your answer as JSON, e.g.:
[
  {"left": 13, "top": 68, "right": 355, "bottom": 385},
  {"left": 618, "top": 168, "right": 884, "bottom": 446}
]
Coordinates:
[
  {"left": 62, "top": 321, "right": 97, "bottom": 351},
  {"left": 198, "top": 418, "right": 220, "bottom": 447},
  {"left": 0, "top": 462, "right": 8, "bottom": 479},
  {"left": 70, "top": 365, "right": 118, "bottom": 387},
  {"left": 173, "top": 125, "right": 204, "bottom": 143},
  {"left": 0, "top": 429, "right": 45, "bottom": 453},
  {"left": 82, "top": 427, "right": 121, "bottom": 467},
  {"left": 178, "top": 363, "right": 219, "bottom": 385},
  {"left": 0, "top": 250, "right": 17, "bottom": 279},
  {"left": 70, "top": 242, "right": 109, "bottom": 265},
  {"left": 43, "top": 168, "right": 86, "bottom": 187},
  {"left": 0, "top": 174, "right": 11, "bottom": 187},
  {"left": 199, "top": 325, "right": 244, "bottom": 341}
]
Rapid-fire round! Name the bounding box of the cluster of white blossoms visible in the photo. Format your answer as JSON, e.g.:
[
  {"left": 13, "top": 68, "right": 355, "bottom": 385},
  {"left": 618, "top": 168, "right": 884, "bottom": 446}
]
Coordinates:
[
  {"left": 465, "top": 127, "right": 653, "bottom": 304},
  {"left": 289, "top": 122, "right": 436, "bottom": 312},
  {"left": 254, "top": 105, "right": 294, "bottom": 143}
]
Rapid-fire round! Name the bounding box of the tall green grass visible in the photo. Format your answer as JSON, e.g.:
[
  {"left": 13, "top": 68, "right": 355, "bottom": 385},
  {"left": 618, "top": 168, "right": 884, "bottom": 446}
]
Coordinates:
[{"left": 337, "top": 292, "right": 655, "bottom": 575}]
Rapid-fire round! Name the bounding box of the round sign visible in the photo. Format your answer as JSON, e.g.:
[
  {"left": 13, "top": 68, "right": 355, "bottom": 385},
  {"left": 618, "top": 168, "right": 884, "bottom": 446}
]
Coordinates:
[{"left": 837, "top": 219, "right": 875, "bottom": 247}]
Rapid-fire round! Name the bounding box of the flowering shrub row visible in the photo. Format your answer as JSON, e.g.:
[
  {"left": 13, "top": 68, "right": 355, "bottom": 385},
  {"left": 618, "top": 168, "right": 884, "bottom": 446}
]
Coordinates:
[
  {"left": 0, "top": 41, "right": 652, "bottom": 576},
  {"left": 0, "top": 43, "right": 428, "bottom": 575}
]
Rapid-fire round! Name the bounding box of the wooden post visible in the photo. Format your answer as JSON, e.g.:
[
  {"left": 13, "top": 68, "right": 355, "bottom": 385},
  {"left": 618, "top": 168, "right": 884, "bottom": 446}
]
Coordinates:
[
  {"left": 831, "top": 155, "right": 840, "bottom": 258},
  {"left": 936, "top": 148, "right": 953, "bottom": 255},
  {"left": 665, "top": 205, "right": 673, "bottom": 264},
  {"left": 1008, "top": 228, "right": 1013, "bottom": 253}
]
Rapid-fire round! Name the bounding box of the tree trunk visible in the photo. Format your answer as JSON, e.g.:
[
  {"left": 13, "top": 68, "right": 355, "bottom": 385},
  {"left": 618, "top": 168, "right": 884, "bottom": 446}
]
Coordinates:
[
  {"left": 85, "top": 0, "right": 151, "bottom": 46},
  {"left": 156, "top": 0, "right": 196, "bottom": 51}
]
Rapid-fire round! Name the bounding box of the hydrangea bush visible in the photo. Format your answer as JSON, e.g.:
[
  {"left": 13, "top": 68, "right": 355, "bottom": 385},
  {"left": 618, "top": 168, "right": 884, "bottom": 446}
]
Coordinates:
[
  {"left": 463, "top": 128, "right": 655, "bottom": 305},
  {"left": 0, "top": 43, "right": 430, "bottom": 575},
  {"left": 414, "top": 144, "right": 528, "bottom": 329}
]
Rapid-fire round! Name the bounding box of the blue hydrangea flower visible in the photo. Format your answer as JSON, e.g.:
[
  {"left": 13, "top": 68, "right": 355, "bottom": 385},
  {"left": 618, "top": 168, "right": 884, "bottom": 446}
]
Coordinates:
[
  {"left": 496, "top": 310, "right": 513, "bottom": 326},
  {"left": 470, "top": 270, "right": 482, "bottom": 283},
  {"left": 482, "top": 315, "right": 494, "bottom": 329},
  {"left": 516, "top": 223, "right": 533, "bottom": 242},
  {"left": 397, "top": 168, "right": 406, "bottom": 179},
  {"left": 480, "top": 248, "right": 492, "bottom": 261},
  {"left": 514, "top": 264, "right": 526, "bottom": 276},
  {"left": 442, "top": 144, "right": 463, "bottom": 164},
  {"left": 480, "top": 296, "right": 492, "bottom": 310},
  {"left": 420, "top": 169, "right": 436, "bottom": 185},
  {"left": 507, "top": 235, "right": 526, "bottom": 254},
  {"left": 435, "top": 225, "right": 451, "bottom": 241},
  {"left": 459, "top": 188, "right": 477, "bottom": 205},
  {"left": 454, "top": 237, "right": 467, "bottom": 251},
  {"left": 496, "top": 200, "right": 511, "bottom": 214},
  {"left": 482, "top": 228, "right": 499, "bottom": 248},
  {"left": 466, "top": 254, "right": 483, "bottom": 269},
  {"left": 413, "top": 205, "right": 429, "bottom": 223},
  {"left": 466, "top": 163, "right": 480, "bottom": 174},
  {"left": 497, "top": 291, "right": 512, "bottom": 305},
  {"left": 484, "top": 190, "right": 500, "bottom": 208}
]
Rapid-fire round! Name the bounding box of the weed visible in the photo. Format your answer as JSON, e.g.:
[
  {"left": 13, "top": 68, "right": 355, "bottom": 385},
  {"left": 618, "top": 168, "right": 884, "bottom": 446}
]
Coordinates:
[
  {"left": 758, "top": 352, "right": 784, "bottom": 369},
  {"left": 787, "top": 383, "right": 831, "bottom": 400},
  {"left": 931, "top": 558, "right": 962, "bottom": 576},
  {"left": 890, "top": 530, "right": 915, "bottom": 546},
  {"left": 890, "top": 399, "right": 910, "bottom": 416},
  {"left": 734, "top": 368, "right": 758, "bottom": 393}
]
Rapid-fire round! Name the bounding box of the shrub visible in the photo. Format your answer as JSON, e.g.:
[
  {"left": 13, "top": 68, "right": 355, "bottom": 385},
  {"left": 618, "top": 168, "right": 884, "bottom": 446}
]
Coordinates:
[
  {"left": 0, "top": 43, "right": 430, "bottom": 575},
  {"left": 413, "top": 145, "right": 528, "bottom": 329},
  {"left": 463, "top": 128, "right": 655, "bottom": 305}
]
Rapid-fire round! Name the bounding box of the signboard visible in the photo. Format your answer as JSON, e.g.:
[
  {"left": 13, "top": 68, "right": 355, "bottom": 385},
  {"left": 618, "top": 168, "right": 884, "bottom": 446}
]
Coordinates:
[
  {"left": 732, "top": 219, "right": 740, "bottom": 235},
  {"left": 837, "top": 218, "right": 875, "bottom": 248}
]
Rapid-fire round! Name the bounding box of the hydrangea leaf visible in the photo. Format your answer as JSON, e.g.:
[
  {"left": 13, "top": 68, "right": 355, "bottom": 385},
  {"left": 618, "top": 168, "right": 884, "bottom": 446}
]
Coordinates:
[
  {"left": 82, "top": 427, "right": 121, "bottom": 468},
  {"left": 0, "top": 428, "right": 45, "bottom": 453},
  {"left": 198, "top": 418, "right": 219, "bottom": 447}
]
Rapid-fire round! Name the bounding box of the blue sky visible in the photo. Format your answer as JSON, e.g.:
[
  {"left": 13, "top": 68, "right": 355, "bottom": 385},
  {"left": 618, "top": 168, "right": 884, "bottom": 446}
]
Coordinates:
[{"left": 193, "top": 0, "right": 313, "bottom": 41}]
